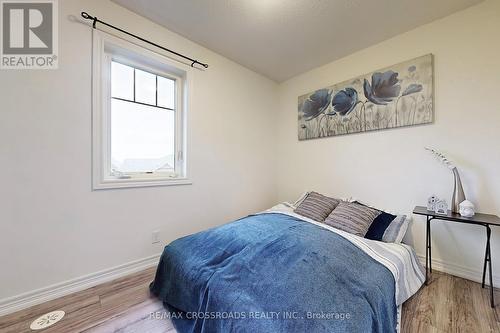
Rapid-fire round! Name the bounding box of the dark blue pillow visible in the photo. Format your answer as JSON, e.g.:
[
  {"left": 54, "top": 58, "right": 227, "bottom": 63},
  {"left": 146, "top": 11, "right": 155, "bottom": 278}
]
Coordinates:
[{"left": 365, "top": 211, "right": 397, "bottom": 241}]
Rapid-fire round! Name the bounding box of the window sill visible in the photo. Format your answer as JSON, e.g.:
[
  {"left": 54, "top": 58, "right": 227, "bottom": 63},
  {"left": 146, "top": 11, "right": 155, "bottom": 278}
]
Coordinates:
[{"left": 93, "top": 177, "right": 192, "bottom": 190}]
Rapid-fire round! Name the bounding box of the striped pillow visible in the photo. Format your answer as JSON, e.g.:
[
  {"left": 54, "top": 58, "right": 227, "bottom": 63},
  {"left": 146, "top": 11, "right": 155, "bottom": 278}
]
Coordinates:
[
  {"left": 294, "top": 192, "right": 340, "bottom": 222},
  {"left": 324, "top": 201, "right": 380, "bottom": 237}
]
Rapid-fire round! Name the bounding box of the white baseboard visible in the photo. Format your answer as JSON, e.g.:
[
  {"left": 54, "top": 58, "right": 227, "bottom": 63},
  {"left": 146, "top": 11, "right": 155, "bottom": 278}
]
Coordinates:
[
  {"left": 0, "top": 254, "right": 161, "bottom": 317},
  {"left": 417, "top": 254, "right": 500, "bottom": 287}
]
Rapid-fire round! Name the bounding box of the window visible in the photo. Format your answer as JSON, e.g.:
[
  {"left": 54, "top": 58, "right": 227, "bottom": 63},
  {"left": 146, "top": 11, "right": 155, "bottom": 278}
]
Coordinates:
[
  {"left": 92, "top": 31, "right": 190, "bottom": 189},
  {"left": 110, "top": 61, "right": 176, "bottom": 175}
]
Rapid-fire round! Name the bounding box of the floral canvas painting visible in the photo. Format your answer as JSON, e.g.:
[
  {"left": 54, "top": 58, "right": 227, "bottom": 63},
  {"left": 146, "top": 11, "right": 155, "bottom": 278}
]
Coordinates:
[{"left": 298, "top": 54, "right": 433, "bottom": 140}]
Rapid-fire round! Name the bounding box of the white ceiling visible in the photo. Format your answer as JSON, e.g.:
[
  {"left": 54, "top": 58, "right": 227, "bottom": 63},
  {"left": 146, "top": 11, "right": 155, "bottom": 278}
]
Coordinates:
[{"left": 112, "top": 0, "right": 483, "bottom": 82}]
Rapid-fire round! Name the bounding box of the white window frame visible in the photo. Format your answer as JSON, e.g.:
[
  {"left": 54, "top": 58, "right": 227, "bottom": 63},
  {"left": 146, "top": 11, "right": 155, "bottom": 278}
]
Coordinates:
[{"left": 92, "top": 30, "right": 191, "bottom": 190}]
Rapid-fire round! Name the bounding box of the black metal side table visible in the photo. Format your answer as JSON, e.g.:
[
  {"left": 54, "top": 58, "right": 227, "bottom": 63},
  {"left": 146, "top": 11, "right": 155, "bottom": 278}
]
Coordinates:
[{"left": 413, "top": 206, "right": 500, "bottom": 308}]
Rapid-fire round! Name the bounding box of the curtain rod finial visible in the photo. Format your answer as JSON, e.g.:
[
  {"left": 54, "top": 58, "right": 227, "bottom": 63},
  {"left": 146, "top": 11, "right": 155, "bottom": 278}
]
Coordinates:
[
  {"left": 191, "top": 61, "right": 209, "bottom": 69},
  {"left": 81, "top": 11, "right": 97, "bottom": 28}
]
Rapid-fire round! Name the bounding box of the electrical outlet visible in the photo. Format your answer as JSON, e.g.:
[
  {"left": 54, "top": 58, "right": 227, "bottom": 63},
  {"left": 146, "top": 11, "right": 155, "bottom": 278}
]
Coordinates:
[{"left": 152, "top": 230, "right": 160, "bottom": 244}]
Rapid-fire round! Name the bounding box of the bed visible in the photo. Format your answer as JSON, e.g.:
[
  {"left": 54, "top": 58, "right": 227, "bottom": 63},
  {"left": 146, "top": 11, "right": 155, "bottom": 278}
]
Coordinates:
[{"left": 150, "top": 203, "right": 425, "bottom": 333}]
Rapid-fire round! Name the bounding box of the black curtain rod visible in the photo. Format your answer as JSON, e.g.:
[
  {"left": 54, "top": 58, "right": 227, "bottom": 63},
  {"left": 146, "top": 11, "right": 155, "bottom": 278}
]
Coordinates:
[{"left": 81, "top": 11, "right": 209, "bottom": 69}]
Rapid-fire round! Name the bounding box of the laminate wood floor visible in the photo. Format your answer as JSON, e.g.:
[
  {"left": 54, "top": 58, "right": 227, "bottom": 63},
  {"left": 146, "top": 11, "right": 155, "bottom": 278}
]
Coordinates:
[
  {"left": 401, "top": 271, "right": 500, "bottom": 332},
  {"left": 0, "top": 268, "right": 498, "bottom": 333}
]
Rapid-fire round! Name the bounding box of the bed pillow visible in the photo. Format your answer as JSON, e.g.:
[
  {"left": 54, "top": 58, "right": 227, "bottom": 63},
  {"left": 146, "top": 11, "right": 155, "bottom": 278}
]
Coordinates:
[
  {"left": 293, "top": 191, "right": 310, "bottom": 207},
  {"left": 294, "top": 191, "right": 340, "bottom": 222},
  {"left": 351, "top": 199, "right": 409, "bottom": 243},
  {"left": 364, "top": 211, "right": 398, "bottom": 241},
  {"left": 324, "top": 201, "right": 380, "bottom": 237},
  {"left": 382, "top": 215, "right": 409, "bottom": 243},
  {"left": 364, "top": 212, "right": 408, "bottom": 243}
]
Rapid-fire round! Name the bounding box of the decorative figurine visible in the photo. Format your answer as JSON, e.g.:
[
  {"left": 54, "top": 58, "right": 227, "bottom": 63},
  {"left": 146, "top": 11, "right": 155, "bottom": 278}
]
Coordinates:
[
  {"left": 459, "top": 200, "right": 475, "bottom": 217},
  {"left": 427, "top": 195, "right": 438, "bottom": 211},
  {"left": 434, "top": 199, "right": 448, "bottom": 215}
]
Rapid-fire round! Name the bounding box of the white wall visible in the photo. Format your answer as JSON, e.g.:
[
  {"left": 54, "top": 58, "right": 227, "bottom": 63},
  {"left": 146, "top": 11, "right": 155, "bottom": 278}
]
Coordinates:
[
  {"left": 275, "top": 0, "right": 500, "bottom": 281},
  {"left": 0, "top": 0, "right": 278, "bottom": 300}
]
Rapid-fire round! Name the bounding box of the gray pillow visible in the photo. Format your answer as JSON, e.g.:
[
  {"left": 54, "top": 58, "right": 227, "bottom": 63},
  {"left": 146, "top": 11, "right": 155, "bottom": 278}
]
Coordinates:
[
  {"left": 324, "top": 201, "right": 380, "bottom": 237},
  {"left": 382, "top": 215, "right": 409, "bottom": 243},
  {"left": 294, "top": 192, "right": 340, "bottom": 222}
]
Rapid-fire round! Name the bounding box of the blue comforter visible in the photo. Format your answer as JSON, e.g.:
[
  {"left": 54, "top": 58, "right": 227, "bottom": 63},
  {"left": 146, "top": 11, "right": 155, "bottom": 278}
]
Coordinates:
[{"left": 150, "top": 213, "right": 397, "bottom": 333}]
